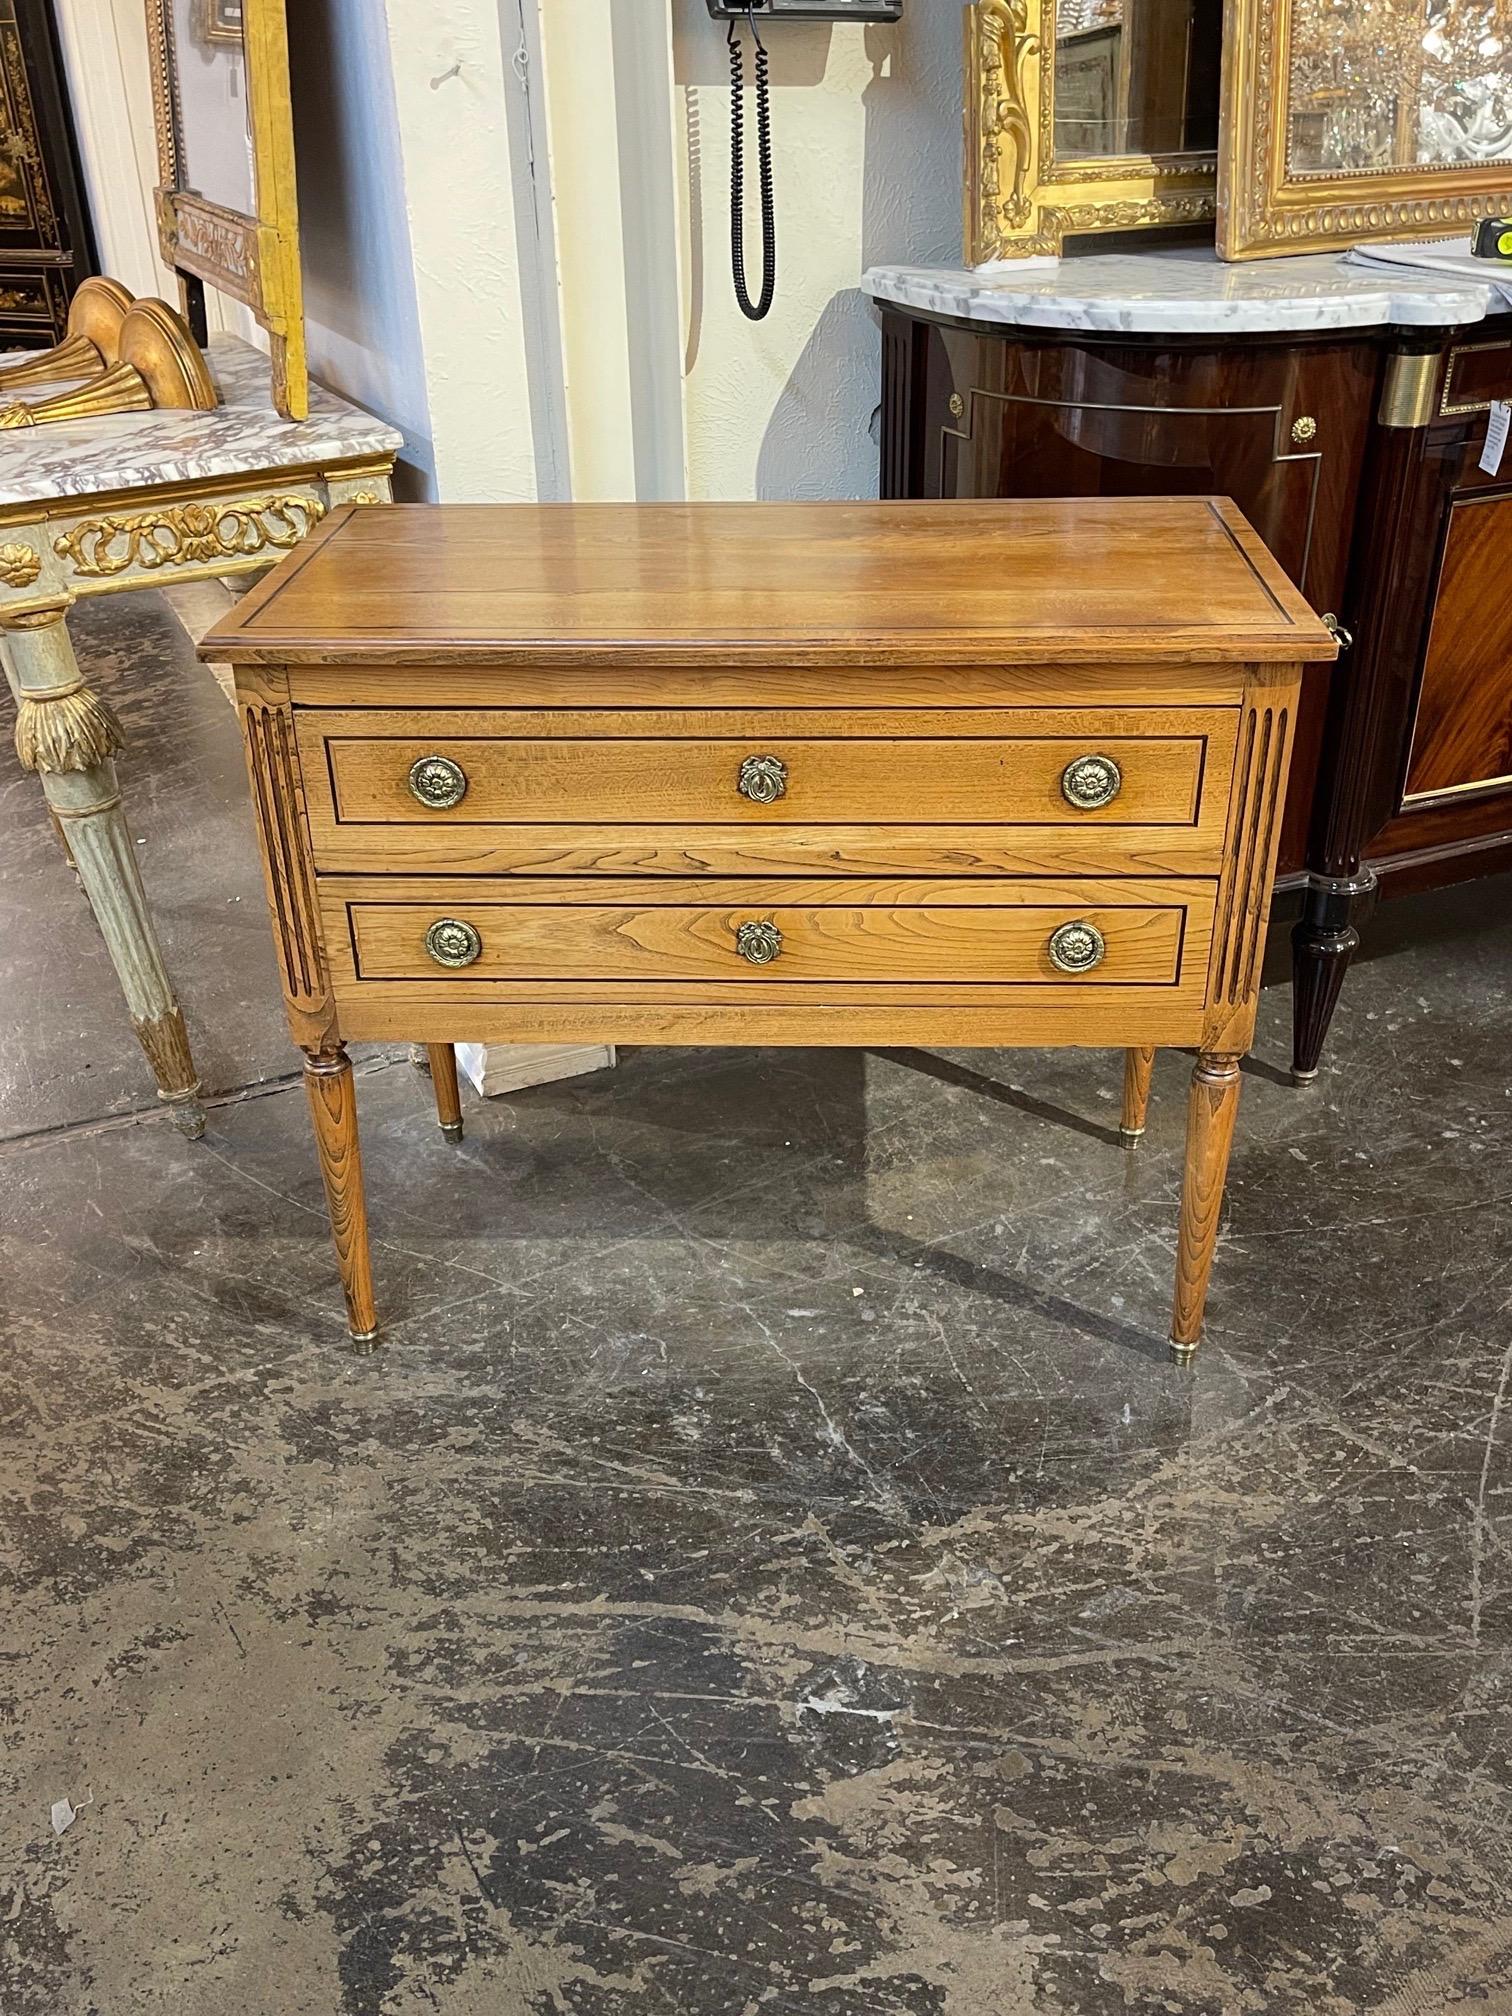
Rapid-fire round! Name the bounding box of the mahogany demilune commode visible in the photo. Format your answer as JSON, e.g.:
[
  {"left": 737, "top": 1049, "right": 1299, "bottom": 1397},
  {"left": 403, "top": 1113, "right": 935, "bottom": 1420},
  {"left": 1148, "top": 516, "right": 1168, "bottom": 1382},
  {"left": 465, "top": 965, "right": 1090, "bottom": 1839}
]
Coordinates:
[{"left": 203, "top": 500, "right": 1335, "bottom": 1359}]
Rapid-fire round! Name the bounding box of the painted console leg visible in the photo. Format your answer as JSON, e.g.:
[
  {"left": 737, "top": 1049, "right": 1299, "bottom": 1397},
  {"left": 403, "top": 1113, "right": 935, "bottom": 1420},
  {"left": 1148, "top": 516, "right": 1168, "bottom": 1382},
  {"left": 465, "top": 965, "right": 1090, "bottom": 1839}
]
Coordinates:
[
  {"left": 427, "top": 1043, "right": 463, "bottom": 1140},
  {"left": 1170, "top": 1053, "right": 1242, "bottom": 1363},
  {"left": 3, "top": 597, "right": 205, "bottom": 1137},
  {"left": 1121, "top": 1046, "right": 1154, "bottom": 1144},
  {"left": 303, "top": 1045, "right": 378, "bottom": 1349}
]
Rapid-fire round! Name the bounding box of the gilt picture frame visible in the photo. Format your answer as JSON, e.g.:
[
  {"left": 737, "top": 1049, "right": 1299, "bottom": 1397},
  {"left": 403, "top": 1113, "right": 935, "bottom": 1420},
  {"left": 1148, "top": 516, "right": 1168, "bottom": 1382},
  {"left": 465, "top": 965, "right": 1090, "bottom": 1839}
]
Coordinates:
[
  {"left": 964, "top": 0, "right": 1217, "bottom": 263},
  {"left": 145, "top": 0, "right": 306, "bottom": 417},
  {"left": 1217, "top": 0, "right": 1512, "bottom": 260},
  {"left": 197, "top": 0, "right": 243, "bottom": 46}
]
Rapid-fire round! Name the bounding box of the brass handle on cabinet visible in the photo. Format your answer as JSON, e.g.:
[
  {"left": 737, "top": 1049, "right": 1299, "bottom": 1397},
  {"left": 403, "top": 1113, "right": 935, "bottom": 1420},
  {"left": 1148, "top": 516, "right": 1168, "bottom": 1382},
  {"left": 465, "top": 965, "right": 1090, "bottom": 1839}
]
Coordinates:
[
  {"left": 408, "top": 754, "right": 468, "bottom": 809},
  {"left": 737, "top": 754, "right": 787, "bottom": 805},
  {"left": 1047, "top": 920, "right": 1106, "bottom": 974},
  {"left": 736, "top": 920, "right": 782, "bottom": 966},
  {"left": 425, "top": 917, "right": 483, "bottom": 968},
  {"left": 1060, "top": 753, "right": 1122, "bottom": 810}
]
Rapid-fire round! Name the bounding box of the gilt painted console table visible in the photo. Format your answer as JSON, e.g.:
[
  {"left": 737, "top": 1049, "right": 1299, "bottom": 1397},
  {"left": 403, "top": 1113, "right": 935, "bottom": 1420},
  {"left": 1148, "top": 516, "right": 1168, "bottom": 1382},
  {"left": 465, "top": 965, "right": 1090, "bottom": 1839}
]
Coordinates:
[
  {"left": 0, "top": 336, "right": 400, "bottom": 1136},
  {"left": 205, "top": 500, "right": 1335, "bottom": 1360}
]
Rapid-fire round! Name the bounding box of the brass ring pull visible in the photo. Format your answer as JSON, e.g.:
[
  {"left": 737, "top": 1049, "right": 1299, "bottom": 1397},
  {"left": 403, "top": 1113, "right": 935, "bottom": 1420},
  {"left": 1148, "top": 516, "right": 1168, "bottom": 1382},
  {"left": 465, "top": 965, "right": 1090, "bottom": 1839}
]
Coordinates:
[
  {"left": 1047, "top": 920, "right": 1106, "bottom": 974},
  {"left": 736, "top": 920, "right": 782, "bottom": 966},
  {"left": 1321, "top": 612, "right": 1353, "bottom": 651},
  {"left": 408, "top": 754, "right": 468, "bottom": 809},
  {"left": 1060, "top": 753, "right": 1122, "bottom": 810},
  {"left": 737, "top": 754, "right": 787, "bottom": 805},
  {"left": 425, "top": 917, "right": 482, "bottom": 968}
]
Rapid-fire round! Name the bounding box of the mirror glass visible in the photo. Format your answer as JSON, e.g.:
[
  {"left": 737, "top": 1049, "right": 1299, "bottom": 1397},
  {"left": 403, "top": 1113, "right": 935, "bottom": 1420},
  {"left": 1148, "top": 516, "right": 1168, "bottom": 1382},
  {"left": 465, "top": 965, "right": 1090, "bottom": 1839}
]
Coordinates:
[
  {"left": 1053, "top": 0, "right": 1222, "bottom": 158},
  {"left": 171, "top": 0, "right": 255, "bottom": 214},
  {"left": 1288, "top": 0, "right": 1512, "bottom": 173}
]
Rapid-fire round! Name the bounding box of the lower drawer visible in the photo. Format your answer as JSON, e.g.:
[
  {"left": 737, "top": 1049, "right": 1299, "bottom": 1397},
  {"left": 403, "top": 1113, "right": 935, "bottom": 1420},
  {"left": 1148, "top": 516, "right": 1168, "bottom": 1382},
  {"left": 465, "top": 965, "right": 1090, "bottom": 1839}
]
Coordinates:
[{"left": 322, "top": 875, "right": 1213, "bottom": 996}]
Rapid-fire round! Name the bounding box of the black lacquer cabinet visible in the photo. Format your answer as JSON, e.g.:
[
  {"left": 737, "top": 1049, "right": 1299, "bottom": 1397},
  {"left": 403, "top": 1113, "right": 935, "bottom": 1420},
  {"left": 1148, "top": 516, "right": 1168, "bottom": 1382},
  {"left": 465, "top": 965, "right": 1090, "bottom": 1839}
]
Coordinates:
[{"left": 0, "top": 0, "right": 95, "bottom": 348}]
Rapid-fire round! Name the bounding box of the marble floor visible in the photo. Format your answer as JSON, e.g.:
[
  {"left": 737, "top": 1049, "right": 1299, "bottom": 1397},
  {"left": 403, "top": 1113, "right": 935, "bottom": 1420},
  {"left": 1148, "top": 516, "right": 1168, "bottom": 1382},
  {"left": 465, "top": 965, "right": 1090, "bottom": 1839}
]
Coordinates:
[{"left": 3, "top": 597, "right": 1512, "bottom": 2015}]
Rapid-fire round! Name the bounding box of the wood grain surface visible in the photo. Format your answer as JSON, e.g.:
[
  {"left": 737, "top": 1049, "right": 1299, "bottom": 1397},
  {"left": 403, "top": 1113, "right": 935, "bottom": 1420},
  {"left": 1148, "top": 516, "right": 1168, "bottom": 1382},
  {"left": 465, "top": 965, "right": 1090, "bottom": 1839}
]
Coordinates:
[
  {"left": 1121, "top": 1045, "right": 1155, "bottom": 1139},
  {"left": 203, "top": 499, "right": 1337, "bottom": 668},
  {"left": 302, "top": 1046, "right": 377, "bottom": 1343},
  {"left": 1171, "top": 1053, "right": 1242, "bottom": 1353},
  {"left": 308, "top": 713, "right": 1223, "bottom": 834},
  {"left": 346, "top": 897, "right": 1193, "bottom": 988},
  {"left": 1404, "top": 493, "right": 1512, "bottom": 803},
  {"left": 426, "top": 1043, "right": 463, "bottom": 1139}
]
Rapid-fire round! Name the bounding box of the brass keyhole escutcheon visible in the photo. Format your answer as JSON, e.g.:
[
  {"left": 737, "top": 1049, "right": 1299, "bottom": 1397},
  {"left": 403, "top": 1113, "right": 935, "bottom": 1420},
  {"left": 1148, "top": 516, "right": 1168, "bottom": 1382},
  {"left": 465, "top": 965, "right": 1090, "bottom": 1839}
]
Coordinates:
[
  {"left": 1291, "top": 415, "right": 1318, "bottom": 444},
  {"left": 1047, "top": 920, "right": 1106, "bottom": 974},
  {"left": 408, "top": 754, "right": 468, "bottom": 809},
  {"left": 736, "top": 920, "right": 782, "bottom": 966},
  {"left": 737, "top": 754, "right": 788, "bottom": 805},
  {"left": 425, "top": 917, "right": 483, "bottom": 968},
  {"left": 948, "top": 392, "right": 965, "bottom": 418},
  {"left": 1060, "top": 753, "right": 1123, "bottom": 810}
]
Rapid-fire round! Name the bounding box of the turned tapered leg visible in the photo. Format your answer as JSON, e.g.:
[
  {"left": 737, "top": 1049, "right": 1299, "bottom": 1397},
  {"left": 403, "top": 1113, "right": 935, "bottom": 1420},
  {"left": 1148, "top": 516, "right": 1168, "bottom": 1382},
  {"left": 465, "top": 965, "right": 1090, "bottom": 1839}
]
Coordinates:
[
  {"left": 1121, "top": 1046, "right": 1155, "bottom": 1144},
  {"left": 1170, "top": 1053, "right": 1242, "bottom": 1362},
  {"left": 3, "top": 595, "right": 205, "bottom": 1137},
  {"left": 302, "top": 1045, "right": 378, "bottom": 1349},
  {"left": 427, "top": 1043, "right": 464, "bottom": 1140}
]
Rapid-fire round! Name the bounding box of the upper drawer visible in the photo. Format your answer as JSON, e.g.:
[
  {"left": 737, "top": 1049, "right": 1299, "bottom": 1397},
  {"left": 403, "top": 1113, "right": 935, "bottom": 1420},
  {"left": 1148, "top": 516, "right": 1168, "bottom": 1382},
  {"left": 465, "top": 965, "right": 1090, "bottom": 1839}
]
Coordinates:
[{"left": 297, "top": 705, "right": 1235, "bottom": 836}]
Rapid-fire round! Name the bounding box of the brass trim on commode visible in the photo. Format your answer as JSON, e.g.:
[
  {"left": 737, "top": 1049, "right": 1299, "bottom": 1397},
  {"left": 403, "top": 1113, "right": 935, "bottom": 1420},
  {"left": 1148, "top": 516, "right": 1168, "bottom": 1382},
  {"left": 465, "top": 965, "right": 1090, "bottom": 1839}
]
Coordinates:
[{"left": 1378, "top": 351, "right": 1440, "bottom": 430}]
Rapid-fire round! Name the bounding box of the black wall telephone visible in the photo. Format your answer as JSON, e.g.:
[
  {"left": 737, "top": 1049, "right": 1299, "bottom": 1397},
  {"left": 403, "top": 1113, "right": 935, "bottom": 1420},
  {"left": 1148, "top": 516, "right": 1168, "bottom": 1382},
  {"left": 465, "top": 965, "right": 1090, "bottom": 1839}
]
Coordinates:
[{"left": 706, "top": 0, "right": 903, "bottom": 322}]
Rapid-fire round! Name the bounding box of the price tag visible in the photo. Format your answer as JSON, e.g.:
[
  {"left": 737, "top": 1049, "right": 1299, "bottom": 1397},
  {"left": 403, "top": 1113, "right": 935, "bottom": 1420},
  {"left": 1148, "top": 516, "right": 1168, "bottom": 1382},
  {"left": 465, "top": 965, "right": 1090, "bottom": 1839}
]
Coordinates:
[{"left": 1481, "top": 400, "right": 1510, "bottom": 476}]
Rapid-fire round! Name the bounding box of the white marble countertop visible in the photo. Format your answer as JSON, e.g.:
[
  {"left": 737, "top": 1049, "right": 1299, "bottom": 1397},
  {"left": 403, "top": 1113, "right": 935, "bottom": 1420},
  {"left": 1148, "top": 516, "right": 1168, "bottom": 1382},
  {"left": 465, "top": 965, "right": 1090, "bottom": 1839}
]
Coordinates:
[
  {"left": 863, "top": 246, "right": 1499, "bottom": 336},
  {"left": 0, "top": 336, "right": 402, "bottom": 511}
]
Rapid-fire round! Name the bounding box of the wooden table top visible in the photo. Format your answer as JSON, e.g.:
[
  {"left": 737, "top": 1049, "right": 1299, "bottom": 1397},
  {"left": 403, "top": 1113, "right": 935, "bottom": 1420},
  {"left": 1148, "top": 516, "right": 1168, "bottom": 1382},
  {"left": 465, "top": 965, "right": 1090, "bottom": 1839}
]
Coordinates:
[{"left": 205, "top": 497, "right": 1337, "bottom": 669}]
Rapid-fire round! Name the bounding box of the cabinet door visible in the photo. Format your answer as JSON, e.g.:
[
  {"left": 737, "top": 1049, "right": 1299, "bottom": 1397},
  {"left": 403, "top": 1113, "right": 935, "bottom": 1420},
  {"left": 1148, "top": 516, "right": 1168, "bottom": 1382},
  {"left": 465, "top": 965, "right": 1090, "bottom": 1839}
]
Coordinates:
[{"left": 1402, "top": 491, "right": 1512, "bottom": 807}]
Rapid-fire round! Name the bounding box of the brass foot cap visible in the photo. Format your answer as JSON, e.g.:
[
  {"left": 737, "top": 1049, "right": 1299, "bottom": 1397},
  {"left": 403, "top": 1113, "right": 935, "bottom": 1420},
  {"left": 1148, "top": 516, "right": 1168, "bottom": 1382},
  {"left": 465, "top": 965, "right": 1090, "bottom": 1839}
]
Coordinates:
[
  {"left": 1290, "top": 1066, "right": 1320, "bottom": 1086},
  {"left": 1119, "top": 1124, "right": 1145, "bottom": 1144},
  {"left": 348, "top": 1328, "right": 381, "bottom": 1356},
  {"left": 1168, "top": 1337, "right": 1200, "bottom": 1365},
  {"left": 441, "top": 1122, "right": 464, "bottom": 1142}
]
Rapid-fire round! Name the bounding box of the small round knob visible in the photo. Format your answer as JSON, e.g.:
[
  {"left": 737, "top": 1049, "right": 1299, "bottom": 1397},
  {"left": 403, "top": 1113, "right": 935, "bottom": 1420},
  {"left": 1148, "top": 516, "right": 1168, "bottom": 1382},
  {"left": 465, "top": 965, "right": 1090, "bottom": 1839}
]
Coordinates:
[
  {"left": 736, "top": 920, "right": 782, "bottom": 966},
  {"left": 1291, "top": 415, "right": 1317, "bottom": 443},
  {"left": 425, "top": 917, "right": 482, "bottom": 968},
  {"left": 1047, "top": 920, "right": 1106, "bottom": 974},
  {"left": 737, "top": 754, "right": 788, "bottom": 805},
  {"left": 408, "top": 754, "right": 468, "bottom": 810},
  {"left": 1060, "top": 753, "right": 1123, "bottom": 810}
]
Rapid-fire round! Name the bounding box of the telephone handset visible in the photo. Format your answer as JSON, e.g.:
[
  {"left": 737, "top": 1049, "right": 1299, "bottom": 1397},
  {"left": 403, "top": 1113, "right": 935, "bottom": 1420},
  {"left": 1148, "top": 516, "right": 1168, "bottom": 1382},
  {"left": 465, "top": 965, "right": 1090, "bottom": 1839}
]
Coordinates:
[{"left": 707, "top": 0, "right": 903, "bottom": 323}]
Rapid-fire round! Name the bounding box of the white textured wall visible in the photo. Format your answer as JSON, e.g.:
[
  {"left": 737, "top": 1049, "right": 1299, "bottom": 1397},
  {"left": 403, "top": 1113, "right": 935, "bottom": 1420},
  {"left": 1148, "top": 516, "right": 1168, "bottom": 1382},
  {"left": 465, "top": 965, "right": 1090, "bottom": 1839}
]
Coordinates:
[
  {"left": 672, "top": 2, "right": 961, "bottom": 501},
  {"left": 288, "top": 0, "right": 435, "bottom": 493}
]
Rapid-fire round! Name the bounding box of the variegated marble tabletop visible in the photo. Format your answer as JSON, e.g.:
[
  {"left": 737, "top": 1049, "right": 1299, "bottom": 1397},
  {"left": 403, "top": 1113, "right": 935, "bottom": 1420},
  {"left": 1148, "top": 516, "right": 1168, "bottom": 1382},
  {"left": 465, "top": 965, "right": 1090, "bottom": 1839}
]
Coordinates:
[
  {"left": 863, "top": 245, "right": 1499, "bottom": 335},
  {"left": 0, "top": 336, "right": 402, "bottom": 509}
]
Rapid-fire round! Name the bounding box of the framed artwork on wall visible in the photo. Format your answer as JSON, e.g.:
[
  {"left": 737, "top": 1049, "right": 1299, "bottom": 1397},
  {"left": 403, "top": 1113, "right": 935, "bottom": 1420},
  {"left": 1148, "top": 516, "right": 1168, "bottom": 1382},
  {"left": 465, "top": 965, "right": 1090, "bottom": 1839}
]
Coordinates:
[{"left": 1218, "top": 0, "right": 1512, "bottom": 258}]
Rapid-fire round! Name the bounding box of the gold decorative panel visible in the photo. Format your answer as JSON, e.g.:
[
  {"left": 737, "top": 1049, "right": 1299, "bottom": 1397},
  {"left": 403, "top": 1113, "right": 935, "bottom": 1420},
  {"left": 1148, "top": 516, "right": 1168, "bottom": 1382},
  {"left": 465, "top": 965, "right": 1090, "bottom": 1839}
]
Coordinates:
[{"left": 965, "top": 0, "right": 1219, "bottom": 261}]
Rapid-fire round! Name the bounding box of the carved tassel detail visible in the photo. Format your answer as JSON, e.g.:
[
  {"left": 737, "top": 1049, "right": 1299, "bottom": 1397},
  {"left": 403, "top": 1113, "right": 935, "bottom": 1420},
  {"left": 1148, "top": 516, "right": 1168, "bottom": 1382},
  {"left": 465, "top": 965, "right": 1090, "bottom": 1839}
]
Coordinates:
[{"left": 14, "top": 685, "right": 124, "bottom": 775}]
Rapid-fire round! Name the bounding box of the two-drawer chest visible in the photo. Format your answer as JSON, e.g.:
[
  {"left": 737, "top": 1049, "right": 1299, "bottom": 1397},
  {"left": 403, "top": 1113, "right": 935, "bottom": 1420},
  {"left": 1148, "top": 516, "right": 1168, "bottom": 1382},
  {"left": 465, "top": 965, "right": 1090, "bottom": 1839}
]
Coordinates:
[{"left": 203, "top": 499, "right": 1335, "bottom": 1360}]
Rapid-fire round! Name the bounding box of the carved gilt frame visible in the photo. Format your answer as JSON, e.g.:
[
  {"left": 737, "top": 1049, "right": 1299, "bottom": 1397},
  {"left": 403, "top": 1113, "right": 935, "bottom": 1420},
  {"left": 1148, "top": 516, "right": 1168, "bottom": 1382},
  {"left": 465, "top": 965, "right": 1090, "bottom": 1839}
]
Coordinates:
[
  {"left": 964, "top": 0, "right": 1216, "bottom": 263},
  {"left": 1217, "top": 0, "right": 1512, "bottom": 259},
  {"left": 145, "top": 0, "right": 306, "bottom": 418}
]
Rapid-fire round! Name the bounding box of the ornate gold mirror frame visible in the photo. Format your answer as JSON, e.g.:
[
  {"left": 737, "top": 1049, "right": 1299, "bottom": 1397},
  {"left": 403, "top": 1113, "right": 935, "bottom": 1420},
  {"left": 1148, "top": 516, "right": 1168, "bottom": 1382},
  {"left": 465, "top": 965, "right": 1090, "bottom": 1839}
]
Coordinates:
[
  {"left": 965, "top": 0, "right": 1217, "bottom": 262},
  {"left": 145, "top": 0, "right": 307, "bottom": 417},
  {"left": 1218, "top": 0, "right": 1512, "bottom": 259}
]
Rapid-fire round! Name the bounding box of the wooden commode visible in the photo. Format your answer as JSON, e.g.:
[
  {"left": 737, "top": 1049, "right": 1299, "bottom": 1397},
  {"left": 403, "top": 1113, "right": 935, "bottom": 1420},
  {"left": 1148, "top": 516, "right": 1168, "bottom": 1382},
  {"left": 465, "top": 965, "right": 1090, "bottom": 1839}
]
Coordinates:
[{"left": 203, "top": 499, "right": 1336, "bottom": 1359}]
